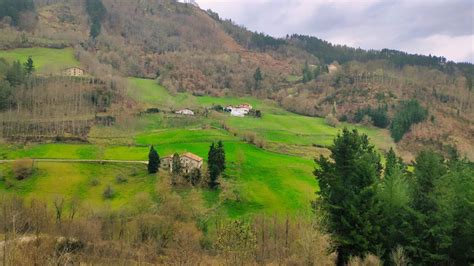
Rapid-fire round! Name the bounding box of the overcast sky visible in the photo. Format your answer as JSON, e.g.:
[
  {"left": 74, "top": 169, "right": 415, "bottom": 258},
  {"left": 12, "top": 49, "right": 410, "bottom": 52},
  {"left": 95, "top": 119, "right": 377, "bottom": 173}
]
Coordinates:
[{"left": 196, "top": 0, "right": 474, "bottom": 63}]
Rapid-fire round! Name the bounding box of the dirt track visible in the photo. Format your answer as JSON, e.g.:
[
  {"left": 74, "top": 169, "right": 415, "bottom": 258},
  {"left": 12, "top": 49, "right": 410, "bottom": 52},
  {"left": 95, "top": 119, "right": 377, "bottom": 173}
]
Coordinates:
[{"left": 0, "top": 159, "right": 148, "bottom": 164}]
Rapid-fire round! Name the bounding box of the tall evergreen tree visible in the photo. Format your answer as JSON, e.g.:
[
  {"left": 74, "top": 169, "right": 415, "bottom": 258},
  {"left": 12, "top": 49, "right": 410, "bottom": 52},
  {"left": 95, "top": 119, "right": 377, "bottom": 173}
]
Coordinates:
[
  {"left": 377, "top": 148, "right": 411, "bottom": 263},
  {"left": 24, "top": 56, "right": 34, "bottom": 75},
  {"left": 443, "top": 160, "right": 474, "bottom": 264},
  {"left": 384, "top": 147, "right": 405, "bottom": 177},
  {"left": 253, "top": 67, "right": 263, "bottom": 90},
  {"left": 208, "top": 142, "right": 220, "bottom": 189},
  {"left": 215, "top": 140, "right": 226, "bottom": 173},
  {"left": 408, "top": 150, "right": 449, "bottom": 264},
  {"left": 314, "top": 128, "right": 382, "bottom": 265},
  {"left": 172, "top": 153, "right": 182, "bottom": 175},
  {"left": 302, "top": 61, "right": 313, "bottom": 83},
  {"left": 147, "top": 145, "right": 160, "bottom": 174}
]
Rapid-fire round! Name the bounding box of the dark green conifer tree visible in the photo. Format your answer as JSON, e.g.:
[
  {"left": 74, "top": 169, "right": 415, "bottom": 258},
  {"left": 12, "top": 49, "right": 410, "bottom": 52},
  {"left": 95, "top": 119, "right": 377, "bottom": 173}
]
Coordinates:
[
  {"left": 147, "top": 145, "right": 160, "bottom": 174},
  {"left": 253, "top": 67, "right": 263, "bottom": 90},
  {"left": 408, "top": 150, "right": 450, "bottom": 264},
  {"left": 208, "top": 142, "right": 220, "bottom": 189},
  {"left": 377, "top": 147, "right": 411, "bottom": 263},
  {"left": 24, "top": 56, "right": 34, "bottom": 75},
  {"left": 215, "top": 141, "right": 226, "bottom": 174},
  {"left": 314, "top": 128, "right": 382, "bottom": 265},
  {"left": 302, "top": 61, "right": 313, "bottom": 83},
  {"left": 172, "top": 153, "right": 182, "bottom": 175}
]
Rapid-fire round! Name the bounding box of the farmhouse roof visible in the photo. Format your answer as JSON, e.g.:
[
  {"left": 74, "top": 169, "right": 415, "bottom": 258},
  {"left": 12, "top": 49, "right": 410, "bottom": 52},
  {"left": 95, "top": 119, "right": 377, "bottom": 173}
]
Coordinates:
[
  {"left": 181, "top": 152, "right": 203, "bottom": 162},
  {"left": 64, "top": 66, "right": 85, "bottom": 70}
]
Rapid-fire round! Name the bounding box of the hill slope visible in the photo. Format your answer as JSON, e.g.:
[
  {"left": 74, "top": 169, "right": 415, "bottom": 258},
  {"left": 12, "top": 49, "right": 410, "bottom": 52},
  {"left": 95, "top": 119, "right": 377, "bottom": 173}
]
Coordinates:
[{"left": 0, "top": 0, "right": 472, "bottom": 159}]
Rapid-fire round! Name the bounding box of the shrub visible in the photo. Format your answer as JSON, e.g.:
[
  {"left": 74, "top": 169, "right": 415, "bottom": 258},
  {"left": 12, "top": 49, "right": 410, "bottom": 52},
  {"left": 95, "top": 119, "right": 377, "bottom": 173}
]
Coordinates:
[
  {"left": 90, "top": 177, "right": 100, "bottom": 186},
  {"left": 115, "top": 174, "right": 128, "bottom": 184},
  {"left": 145, "top": 107, "right": 160, "bottom": 113},
  {"left": 361, "top": 114, "right": 373, "bottom": 126},
  {"left": 4, "top": 180, "right": 13, "bottom": 189},
  {"left": 325, "top": 114, "right": 339, "bottom": 127},
  {"left": 255, "top": 138, "right": 266, "bottom": 149},
  {"left": 339, "top": 114, "right": 348, "bottom": 122},
  {"left": 103, "top": 185, "right": 115, "bottom": 199},
  {"left": 248, "top": 109, "right": 262, "bottom": 118},
  {"left": 55, "top": 237, "right": 85, "bottom": 254},
  {"left": 211, "top": 104, "right": 224, "bottom": 112},
  {"left": 215, "top": 220, "right": 257, "bottom": 264},
  {"left": 242, "top": 131, "right": 256, "bottom": 144},
  {"left": 12, "top": 158, "right": 34, "bottom": 180}
]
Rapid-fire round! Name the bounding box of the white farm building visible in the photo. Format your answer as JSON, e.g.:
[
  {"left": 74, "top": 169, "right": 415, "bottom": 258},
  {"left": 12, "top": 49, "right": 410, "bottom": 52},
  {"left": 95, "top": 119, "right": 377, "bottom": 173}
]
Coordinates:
[{"left": 175, "top": 109, "right": 194, "bottom": 115}]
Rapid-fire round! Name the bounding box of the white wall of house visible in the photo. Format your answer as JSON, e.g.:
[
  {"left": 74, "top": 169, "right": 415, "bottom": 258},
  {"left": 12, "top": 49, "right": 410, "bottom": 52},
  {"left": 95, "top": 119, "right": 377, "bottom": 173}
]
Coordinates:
[{"left": 176, "top": 109, "right": 194, "bottom": 115}]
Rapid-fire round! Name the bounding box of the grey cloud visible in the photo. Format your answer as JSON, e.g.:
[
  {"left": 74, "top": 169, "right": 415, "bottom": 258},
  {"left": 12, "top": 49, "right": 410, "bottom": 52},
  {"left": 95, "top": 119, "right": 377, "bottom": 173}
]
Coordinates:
[{"left": 197, "top": 0, "right": 474, "bottom": 62}]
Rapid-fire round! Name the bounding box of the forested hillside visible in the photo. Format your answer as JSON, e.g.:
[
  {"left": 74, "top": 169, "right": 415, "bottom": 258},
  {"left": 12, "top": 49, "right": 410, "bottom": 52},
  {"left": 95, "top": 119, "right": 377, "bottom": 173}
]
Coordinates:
[{"left": 2, "top": 0, "right": 469, "bottom": 159}]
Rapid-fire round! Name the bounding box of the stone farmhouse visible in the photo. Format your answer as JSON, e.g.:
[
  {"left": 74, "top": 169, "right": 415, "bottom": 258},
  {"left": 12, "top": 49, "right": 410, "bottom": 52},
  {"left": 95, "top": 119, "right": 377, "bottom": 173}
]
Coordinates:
[
  {"left": 63, "top": 67, "right": 85, "bottom": 77},
  {"left": 161, "top": 152, "right": 203, "bottom": 174}
]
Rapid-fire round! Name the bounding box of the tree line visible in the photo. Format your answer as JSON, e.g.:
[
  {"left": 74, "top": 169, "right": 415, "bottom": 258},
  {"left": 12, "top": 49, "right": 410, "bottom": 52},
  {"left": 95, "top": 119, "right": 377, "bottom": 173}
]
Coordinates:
[
  {"left": 0, "top": 0, "right": 34, "bottom": 26},
  {"left": 315, "top": 128, "right": 474, "bottom": 265},
  {"left": 85, "top": 0, "right": 106, "bottom": 39}
]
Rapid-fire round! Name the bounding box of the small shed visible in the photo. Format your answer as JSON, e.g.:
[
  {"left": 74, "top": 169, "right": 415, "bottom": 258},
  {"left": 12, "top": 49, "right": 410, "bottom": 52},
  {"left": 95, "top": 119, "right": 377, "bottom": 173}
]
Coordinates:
[{"left": 175, "top": 109, "right": 194, "bottom": 115}]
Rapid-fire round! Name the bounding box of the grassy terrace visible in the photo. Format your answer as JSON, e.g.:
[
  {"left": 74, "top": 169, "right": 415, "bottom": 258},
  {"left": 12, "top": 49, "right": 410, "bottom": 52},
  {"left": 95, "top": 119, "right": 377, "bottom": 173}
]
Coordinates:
[
  {"left": 0, "top": 47, "right": 79, "bottom": 73},
  {"left": 0, "top": 137, "right": 316, "bottom": 216}
]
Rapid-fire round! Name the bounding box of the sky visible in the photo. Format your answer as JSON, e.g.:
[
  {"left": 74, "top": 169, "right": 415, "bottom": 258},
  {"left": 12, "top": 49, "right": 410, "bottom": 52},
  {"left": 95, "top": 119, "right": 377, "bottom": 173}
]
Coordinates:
[{"left": 196, "top": 0, "right": 474, "bottom": 63}]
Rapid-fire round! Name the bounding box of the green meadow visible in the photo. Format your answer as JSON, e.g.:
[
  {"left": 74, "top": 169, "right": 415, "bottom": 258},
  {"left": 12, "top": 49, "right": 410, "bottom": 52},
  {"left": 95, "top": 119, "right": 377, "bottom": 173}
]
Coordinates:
[
  {"left": 0, "top": 47, "right": 79, "bottom": 73},
  {"left": 126, "top": 78, "right": 394, "bottom": 150},
  {"left": 0, "top": 72, "right": 394, "bottom": 217},
  {"left": 0, "top": 138, "right": 316, "bottom": 216}
]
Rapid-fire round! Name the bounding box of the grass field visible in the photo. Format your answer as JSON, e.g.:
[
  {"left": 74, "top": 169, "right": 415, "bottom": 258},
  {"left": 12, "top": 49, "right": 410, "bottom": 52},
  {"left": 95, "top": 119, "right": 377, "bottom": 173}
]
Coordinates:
[
  {"left": 127, "top": 78, "right": 394, "bottom": 151},
  {"left": 0, "top": 47, "right": 79, "bottom": 73},
  {"left": 0, "top": 76, "right": 394, "bottom": 217},
  {"left": 0, "top": 137, "right": 316, "bottom": 216},
  {"left": 0, "top": 162, "right": 156, "bottom": 210}
]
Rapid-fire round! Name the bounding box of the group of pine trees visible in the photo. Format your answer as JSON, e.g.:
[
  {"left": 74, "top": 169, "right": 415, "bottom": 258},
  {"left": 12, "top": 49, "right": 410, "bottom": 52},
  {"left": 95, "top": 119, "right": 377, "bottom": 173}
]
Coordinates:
[
  {"left": 315, "top": 128, "right": 474, "bottom": 265},
  {"left": 85, "top": 0, "right": 106, "bottom": 39},
  {"left": 0, "top": 57, "right": 34, "bottom": 111},
  {"left": 208, "top": 141, "right": 225, "bottom": 189},
  {"left": 0, "top": 0, "right": 34, "bottom": 26},
  {"left": 390, "top": 99, "right": 428, "bottom": 142},
  {"left": 354, "top": 105, "right": 390, "bottom": 128}
]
